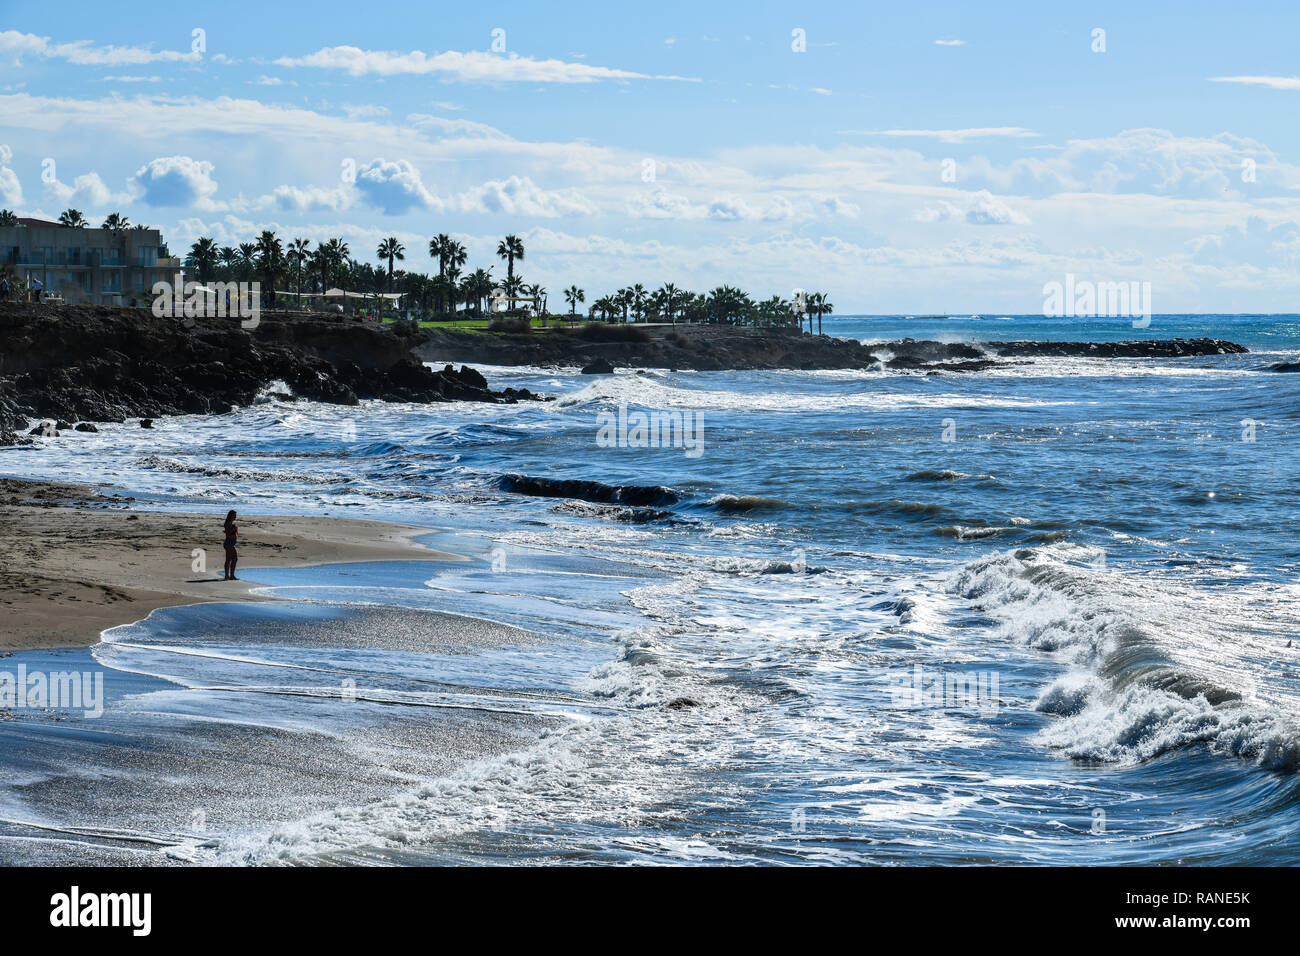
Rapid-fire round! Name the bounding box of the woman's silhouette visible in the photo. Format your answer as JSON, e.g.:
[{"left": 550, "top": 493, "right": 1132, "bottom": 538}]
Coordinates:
[{"left": 223, "top": 510, "right": 239, "bottom": 580}]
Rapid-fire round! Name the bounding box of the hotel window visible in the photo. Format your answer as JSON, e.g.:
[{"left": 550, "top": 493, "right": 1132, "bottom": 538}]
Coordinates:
[{"left": 137, "top": 246, "right": 156, "bottom": 267}]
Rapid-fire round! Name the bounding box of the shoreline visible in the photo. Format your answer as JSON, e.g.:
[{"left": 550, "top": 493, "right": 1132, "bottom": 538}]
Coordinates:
[{"left": 0, "top": 477, "right": 465, "bottom": 651}]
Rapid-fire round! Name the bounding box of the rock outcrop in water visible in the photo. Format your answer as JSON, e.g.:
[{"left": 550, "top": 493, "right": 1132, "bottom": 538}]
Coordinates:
[
  {"left": 0, "top": 303, "right": 536, "bottom": 445},
  {"left": 417, "top": 324, "right": 1248, "bottom": 373}
]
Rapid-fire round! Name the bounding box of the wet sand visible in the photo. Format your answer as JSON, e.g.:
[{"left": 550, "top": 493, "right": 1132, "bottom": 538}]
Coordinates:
[{"left": 0, "top": 478, "right": 463, "bottom": 650}]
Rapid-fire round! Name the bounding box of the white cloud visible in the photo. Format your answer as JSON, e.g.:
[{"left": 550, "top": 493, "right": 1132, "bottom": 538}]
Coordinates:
[
  {"left": 0, "top": 30, "right": 201, "bottom": 67},
  {"left": 626, "top": 188, "right": 858, "bottom": 223},
  {"left": 458, "top": 175, "right": 595, "bottom": 217},
  {"left": 404, "top": 112, "right": 508, "bottom": 139},
  {"left": 916, "top": 190, "right": 1031, "bottom": 226},
  {"left": 354, "top": 158, "right": 439, "bottom": 214},
  {"left": 131, "top": 156, "right": 218, "bottom": 207},
  {"left": 273, "top": 183, "right": 354, "bottom": 213},
  {"left": 934, "top": 39, "right": 966, "bottom": 46},
  {"left": 848, "top": 127, "right": 1040, "bottom": 143},
  {"left": 45, "top": 170, "right": 132, "bottom": 209},
  {"left": 965, "top": 190, "right": 1031, "bottom": 225},
  {"left": 342, "top": 104, "right": 389, "bottom": 119},
  {"left": 11, "top": 85, "right": 1300, "bottom": 309},
  {"left": 100, "top": 75, "right": 160, "bottom": 83},
  {"left": 0, "top": 144, "right": 21, "bottom": 206},
  {"left": 1208, "top": 75, "right": 1300, "bottom": 91},
  {"left": 915, "top": 200, "right": 963, "bottom": 223},
  {"left": 273, "top": 46, "right": 697, "bottom": 83},
  {"left": 1190, "top": 216, "right": 1300, "bottom": 266}
]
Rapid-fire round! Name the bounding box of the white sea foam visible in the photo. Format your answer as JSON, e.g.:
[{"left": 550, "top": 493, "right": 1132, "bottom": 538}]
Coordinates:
[
  {"left": 950, "top": 546, "right": 1300, "bottom": 770},
  {"left": 552, "top": 375, "right": 1071, "bottom": 413}
]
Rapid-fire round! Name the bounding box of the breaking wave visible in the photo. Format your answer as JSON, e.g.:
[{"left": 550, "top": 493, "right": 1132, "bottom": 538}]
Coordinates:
[{"left": 950, "top": 547, "right": 1300, "bottom": 771}]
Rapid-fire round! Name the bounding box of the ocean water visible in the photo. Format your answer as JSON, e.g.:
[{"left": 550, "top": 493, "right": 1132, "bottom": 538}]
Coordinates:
[{"left": 2, "top": 313, "right": 1299, "bottom": 865}]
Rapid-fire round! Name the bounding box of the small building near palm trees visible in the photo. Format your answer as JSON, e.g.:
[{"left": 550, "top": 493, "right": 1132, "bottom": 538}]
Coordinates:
[
  {"left": 276, "top": 287, "right": 405, "bottom": 318},
  {"left": 0, "top": 217, "right": 167, "bottom": 305}
]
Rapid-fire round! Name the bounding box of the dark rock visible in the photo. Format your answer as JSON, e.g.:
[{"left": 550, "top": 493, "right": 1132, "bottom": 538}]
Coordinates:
[
  {"left": 666, "top": 697, "right": 700, "bottom": 710},
  {"left": 74, "top": 422, "right": 98, "bottom": 432},
  {"left": 415, "top": 324, "right": 1248, "bottom": 374},
  {"left": 1269, "top": 361, "right": 1300, "bottom": 372},
  {"left": 0, "top": 303, "right": 540, "bottom": 444}
]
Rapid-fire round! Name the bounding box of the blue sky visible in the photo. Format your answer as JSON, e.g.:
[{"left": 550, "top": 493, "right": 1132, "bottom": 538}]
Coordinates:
[{"left": 2, "top": 0, "right": 1300, "bottom": 312}]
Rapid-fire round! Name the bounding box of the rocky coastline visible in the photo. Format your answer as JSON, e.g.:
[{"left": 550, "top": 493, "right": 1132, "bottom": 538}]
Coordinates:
[
  {"left": 416, "top": 323, "right": 1249, "bottom": 373},
  {"left": 0, "top": 304, "right": 537, "bottom": 445}
]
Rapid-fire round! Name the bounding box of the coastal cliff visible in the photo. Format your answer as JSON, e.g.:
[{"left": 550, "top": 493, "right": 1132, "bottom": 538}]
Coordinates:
[{"left": 0, "top": 304, "right": 536, "bottom": 444}]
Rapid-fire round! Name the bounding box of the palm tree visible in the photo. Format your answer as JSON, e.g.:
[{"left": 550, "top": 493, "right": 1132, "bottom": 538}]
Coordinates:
[
  {"left": 563, "top": 285, "right": 584, "bottom": 323},
  {"left": 0, "top": 209, "right": 19, "bottom": 227},
  {"left": 524, "top": 282, "right": 544, "bottom": 316},
  {"left": 429, "top": 233, "right": 451, "bottom": 279},
  {"left": 445, "top": 265, "right": 462, "bottom": 318},
  {"left": 287, "top": 238, "right": 311, "bottom": 305},
  {"left": 496, "top": 234, "right": 524, "bottom": 285},
  {"left": 498, "top": 274, "right": 518, "bottom": 297},
  {"left": 235, "top": 242, "right": 256, "bottom": 280},
  {"left": 377, "top": 236, "right": 405, "bottom": 291},
  {"left": 328, "top": 239, "right": 351, "bottom": 290},
  {"left": 630, "top": 283, "right": 647, "bottom": 322},
  {"left": 431, "top": 273, "right": 455, "bottom": 317},
  {"left": 445, "top": 240, "right": 466, "bottom": 277},
  {"left": 614, "top": 287, "right": 632, "bottom": 323},
  {"left": 463, "top": 267, "right": 493, "bottom": 315},
  {"left": 759, "top": 294, "right": 792, "bottom": 328},
  {"left": 255, "top": 230, "right": 284, "bottom": 309},
  {"left": 102, "top": 212, "right": 130, "bottom": 231},
  {"left": 707, "top": 286, "right": 745, "bottom": 324},
  {"left": 217, "top": 246, "right": 237, "bottom": 279},
  {"left": 309, "top": 243, "right": 329, "bottom": 295},
  {"left": 657, "top": 283, "right": 682, "bottom": 324},
  {"left": 58, "top": 209, "right": 87, "bottom": 228},
  {"left": 460, "top": 272, "right": 483, "bottom": 320},
  {"left": 429, "top": 236, "right": 465, "bottom": 312},
  {"left": 188, "top": 237, "right": 218, "bottom": 284},
  {"left": 809, "top": 292, "right": 834, "bottom": 335}
]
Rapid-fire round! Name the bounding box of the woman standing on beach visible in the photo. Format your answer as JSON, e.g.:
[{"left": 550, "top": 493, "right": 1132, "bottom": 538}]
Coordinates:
[{"left": 223, "top": 510, "right": 239, "bottom": 580}]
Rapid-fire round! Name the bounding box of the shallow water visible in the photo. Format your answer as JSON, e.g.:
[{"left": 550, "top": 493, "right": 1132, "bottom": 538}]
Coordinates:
[{"left": 2, "top": 313, "right": 1299, "bottom": 864}]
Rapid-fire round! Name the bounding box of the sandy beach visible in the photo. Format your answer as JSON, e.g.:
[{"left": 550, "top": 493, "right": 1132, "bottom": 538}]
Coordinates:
[{"left": 0, "top": 477, "right": 463, "bottom": 651}]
